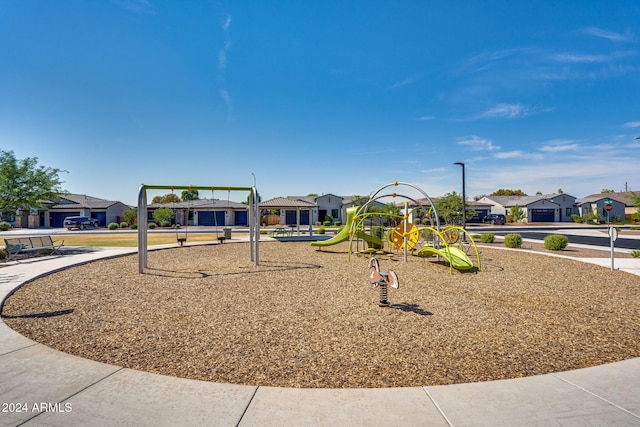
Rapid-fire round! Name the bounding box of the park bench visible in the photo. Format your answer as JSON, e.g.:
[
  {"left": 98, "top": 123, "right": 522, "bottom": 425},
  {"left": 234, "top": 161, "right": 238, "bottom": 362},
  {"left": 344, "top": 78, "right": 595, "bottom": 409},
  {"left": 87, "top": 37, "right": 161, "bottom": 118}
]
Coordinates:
[{"left": 3, "top": 236, "right": 65, "bottom": 261}]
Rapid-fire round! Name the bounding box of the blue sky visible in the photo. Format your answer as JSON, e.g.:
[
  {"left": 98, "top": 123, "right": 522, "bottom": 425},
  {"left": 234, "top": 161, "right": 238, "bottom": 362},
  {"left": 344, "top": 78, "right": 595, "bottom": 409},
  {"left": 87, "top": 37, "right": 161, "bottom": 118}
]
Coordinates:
[{"left": 2, "top": 1, "right": 639, "bottom": 205}]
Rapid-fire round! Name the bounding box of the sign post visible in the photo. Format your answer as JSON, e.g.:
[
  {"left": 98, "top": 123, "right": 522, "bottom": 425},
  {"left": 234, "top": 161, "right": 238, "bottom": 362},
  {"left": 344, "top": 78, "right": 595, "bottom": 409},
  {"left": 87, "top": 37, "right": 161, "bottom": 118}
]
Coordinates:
[
  {"left": 608, "top": 226, "right": 618, "bottom": 271},
  {"left": 604, "top": 198, "right": 614, "bottom": 224}
]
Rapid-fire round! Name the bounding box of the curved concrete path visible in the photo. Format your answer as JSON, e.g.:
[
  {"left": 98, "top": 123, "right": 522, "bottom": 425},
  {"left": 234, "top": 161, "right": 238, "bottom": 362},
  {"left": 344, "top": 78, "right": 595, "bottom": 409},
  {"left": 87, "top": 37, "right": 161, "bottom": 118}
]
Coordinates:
[{"left": 1, "top": 246, "right": 640, "bottom": 426}]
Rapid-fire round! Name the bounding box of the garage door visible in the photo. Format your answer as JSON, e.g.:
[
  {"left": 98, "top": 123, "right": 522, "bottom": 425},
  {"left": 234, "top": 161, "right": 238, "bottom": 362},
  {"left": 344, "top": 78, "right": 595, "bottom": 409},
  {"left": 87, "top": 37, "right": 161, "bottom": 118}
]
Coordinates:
[
  {"left": 234, "top": 211, "right": 248, "bottom": 226},
  {"left": 300, "top": 210, "right": 309, "bottom": 225},
  {"left": 50, "top": 212, "right": 80, "bottom": 228},
  {"left": 531, "top": 209, "right": 555, "bottom": 222},
  {"left": 198, "top": 211, "right": 225, "bottom": 226},
  {"left": 285, "top": 210, "right": 296, "bottom": 225}
]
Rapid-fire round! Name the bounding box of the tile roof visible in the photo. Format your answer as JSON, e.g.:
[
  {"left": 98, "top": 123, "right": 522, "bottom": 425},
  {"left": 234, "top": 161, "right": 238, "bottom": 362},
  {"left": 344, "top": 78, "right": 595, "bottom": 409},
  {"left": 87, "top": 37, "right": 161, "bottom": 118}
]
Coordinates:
[
  {"left": 260, "top": 197, "right": 316, "bottom": 208},
  {"left": 50, "top": 194, "right": 119, "bottom": 209}
]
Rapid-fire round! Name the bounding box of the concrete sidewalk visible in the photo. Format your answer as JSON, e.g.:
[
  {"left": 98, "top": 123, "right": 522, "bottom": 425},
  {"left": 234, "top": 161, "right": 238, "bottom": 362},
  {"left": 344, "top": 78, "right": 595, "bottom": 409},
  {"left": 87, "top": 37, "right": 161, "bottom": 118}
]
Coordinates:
[{"left": 1, "top": 246, "right": 640, "bottom": 426}]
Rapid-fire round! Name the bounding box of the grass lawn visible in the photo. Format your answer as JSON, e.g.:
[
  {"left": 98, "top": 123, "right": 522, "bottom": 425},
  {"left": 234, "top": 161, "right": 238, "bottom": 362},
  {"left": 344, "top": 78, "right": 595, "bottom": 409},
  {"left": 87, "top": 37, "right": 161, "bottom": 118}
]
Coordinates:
[{"left": 55, "top": 233, "right": 224, "bottom": 247}]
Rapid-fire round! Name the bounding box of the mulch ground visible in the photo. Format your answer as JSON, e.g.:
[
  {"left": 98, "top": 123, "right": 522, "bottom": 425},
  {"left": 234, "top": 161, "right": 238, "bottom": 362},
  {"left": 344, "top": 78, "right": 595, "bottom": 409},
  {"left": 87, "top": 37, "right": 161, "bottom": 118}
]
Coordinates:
[{"left": 2, "top": 241, "right": 640, "bottom": 388}]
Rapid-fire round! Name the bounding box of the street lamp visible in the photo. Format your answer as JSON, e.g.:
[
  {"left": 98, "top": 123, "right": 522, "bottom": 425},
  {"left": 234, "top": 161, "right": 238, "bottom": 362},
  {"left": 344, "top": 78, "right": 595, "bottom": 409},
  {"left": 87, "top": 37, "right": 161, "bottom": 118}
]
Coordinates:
[{"left": 454, "top": 162, "right": 466, "bottom": 231}]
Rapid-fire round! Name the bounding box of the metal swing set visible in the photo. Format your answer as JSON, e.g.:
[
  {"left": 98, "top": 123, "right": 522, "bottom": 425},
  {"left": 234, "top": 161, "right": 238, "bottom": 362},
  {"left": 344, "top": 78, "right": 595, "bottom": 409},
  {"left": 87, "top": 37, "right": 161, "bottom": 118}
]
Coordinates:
[{"left": 137, "top": 184, "right": 260, "bottom": 274}]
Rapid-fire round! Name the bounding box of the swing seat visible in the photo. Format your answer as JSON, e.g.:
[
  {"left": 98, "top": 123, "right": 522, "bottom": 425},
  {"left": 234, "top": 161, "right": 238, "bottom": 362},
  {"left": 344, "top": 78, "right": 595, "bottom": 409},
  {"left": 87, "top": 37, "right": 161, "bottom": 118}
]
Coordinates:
[
  {"left": 217, "top": 236, "right": 226, "bottom": 244},
  {"left": 177, "top": 237, "right": 187, "bottom": 246}
]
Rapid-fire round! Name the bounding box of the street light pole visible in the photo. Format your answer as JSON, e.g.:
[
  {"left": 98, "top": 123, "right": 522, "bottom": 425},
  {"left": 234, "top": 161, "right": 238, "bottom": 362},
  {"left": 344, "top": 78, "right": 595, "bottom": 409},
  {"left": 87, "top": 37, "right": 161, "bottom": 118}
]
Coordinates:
[{"left": 454, "top": 162, "right": 466, "bottom": 231}]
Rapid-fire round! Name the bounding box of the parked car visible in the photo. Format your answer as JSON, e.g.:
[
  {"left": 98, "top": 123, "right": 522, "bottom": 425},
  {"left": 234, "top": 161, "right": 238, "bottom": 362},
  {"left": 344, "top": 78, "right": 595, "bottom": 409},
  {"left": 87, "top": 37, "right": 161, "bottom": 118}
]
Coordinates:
[
  {"left": 482, "top": 214, "right": 506, "bottom": 225},
  {"left": 64, "top": 216, "right": 98, "bottom": 230}
]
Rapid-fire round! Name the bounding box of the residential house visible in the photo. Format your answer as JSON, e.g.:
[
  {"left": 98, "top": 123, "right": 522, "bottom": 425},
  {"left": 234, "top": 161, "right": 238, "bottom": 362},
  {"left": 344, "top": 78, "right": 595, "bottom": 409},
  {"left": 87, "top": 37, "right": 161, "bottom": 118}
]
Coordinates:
[
  {"left": 39, "top": 194, "right": 130, "bottom": 228},
  {"left": 148, "top": 198, "right": 249, "bottom": 227},
  {"left": 259, "top": 197, "right": 317, "bottom": 226},
  {"left": 575, "top": 193, "right": 631, "bottom": 222},
  {"left": 477, "top": 193, "right": 577, "bottom": 222}
]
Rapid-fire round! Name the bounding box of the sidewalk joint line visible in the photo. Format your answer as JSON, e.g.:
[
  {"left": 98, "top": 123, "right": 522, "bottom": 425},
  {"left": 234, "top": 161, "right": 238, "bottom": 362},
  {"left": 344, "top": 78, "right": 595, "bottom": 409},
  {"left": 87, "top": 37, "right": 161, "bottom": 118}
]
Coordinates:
[
  {"left": 423, "top": 386, "right": 454, "bottom": 427},
  {"left": 235, "top": 385, "right": 259, "bottom": 427},
  {"left": 552, "top": 373, "right": 640, "bottom": 420}
]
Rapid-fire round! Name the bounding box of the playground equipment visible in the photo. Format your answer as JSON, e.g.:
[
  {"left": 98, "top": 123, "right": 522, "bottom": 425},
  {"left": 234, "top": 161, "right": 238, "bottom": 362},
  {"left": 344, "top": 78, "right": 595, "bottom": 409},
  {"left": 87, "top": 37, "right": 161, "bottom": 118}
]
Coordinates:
[
  {"left": 348, "top": 182, "right": 440, "bottom": 262},
  {"left": 137, "top": 184, "right": 260, "bottom": 273},
  {"left": 310, "top": 206, "right": 384, "bottom": 249},
  {"left": 417, "top": 226, "right": 481, "bottom": 273},
  {"left": 312, "top": 181, "right": 481, "bottom": 273},
  {"left": 369, "top": 257, "right": 399, "bottom": 307}
]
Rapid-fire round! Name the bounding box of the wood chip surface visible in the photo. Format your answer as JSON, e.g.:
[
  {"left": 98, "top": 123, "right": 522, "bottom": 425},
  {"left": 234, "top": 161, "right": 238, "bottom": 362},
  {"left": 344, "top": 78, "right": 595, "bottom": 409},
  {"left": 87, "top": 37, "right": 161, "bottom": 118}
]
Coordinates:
[{"left": 2, "top": 241, "right": 639, "bottom": 388}]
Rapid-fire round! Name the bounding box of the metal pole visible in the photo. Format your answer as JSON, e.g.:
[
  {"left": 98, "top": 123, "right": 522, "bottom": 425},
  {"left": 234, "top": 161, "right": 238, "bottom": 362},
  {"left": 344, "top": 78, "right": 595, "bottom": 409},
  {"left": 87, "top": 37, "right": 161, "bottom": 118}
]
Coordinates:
[
  {"left": 454, "top": 162, "right": 466, "bottom": 234},
  {"left": 403, "top": 202, "right": 408, "bottom": 262},
  {"left": 609, "top": 226, "right": 616, "bottom": 271},
  {"left": 137, "top": 185, "right": 147, "bottom": 274}
]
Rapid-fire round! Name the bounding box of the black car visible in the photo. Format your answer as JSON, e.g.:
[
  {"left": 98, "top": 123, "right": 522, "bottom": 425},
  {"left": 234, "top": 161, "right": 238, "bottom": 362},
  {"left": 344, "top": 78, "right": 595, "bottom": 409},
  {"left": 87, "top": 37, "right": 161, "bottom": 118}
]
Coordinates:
[
  {"left": 63, "top": 216, "right": 98, "bottom": 230},
  {"left": 482, "top": 214, "right": 506, "bottom": 225}
]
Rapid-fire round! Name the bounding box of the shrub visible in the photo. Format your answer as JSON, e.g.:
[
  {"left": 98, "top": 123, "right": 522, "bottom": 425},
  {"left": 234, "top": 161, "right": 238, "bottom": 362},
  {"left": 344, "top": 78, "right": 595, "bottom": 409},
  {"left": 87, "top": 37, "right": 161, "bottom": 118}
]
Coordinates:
[
  {"left": 504, "top": 233, "right": 522, "bottom": 248},
  {"left": 131, "top": 224, "right": 137, "bottom": 230},
  {"left": 160, "top": 220, "right": 170, "bottom": 227},
  {"left": 571, "top": 214, "right": 583, "bottom": 223},
  {"left": 334, "top": 221, "right": 341, "bottom": 227},
  {"left": 318, "top": 226, "right": 325, "bottom": 234},
  {"left": 544, "top": 234, "right": 568, "bottom": 250},
  {"left": 108, "top": 222, "right": 119, "bottom": 230},
  {"left": 119, "top": 222, "right": 129, "bottom": 228},
  {"left": 631, "top": 250, "right": 640, "bottom": 258},
  {"left": 480, "top": 232, "right": 495, "bottom": 243},
  {"left": 323, "top": 220, "right": 332, "bottom": 226},
  {"left": 0, "top": 249, "right": 7, "bottom": 259},
  {"left": 0, "top": 221, "right": 11, "bottom": 231},
  {"left": 148, "top": 223, "right": 157, "bottom": 229}
]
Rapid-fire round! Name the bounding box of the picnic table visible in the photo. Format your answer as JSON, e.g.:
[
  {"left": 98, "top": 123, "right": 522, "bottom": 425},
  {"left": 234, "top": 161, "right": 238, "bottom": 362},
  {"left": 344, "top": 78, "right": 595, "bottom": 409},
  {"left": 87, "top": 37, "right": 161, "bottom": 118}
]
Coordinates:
[{"left": 270, "top": 227, "right": 291, "bottom": 237}]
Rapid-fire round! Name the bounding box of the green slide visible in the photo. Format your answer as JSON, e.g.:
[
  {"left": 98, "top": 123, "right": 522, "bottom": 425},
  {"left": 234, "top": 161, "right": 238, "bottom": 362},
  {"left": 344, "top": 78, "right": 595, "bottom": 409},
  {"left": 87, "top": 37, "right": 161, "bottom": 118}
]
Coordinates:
[
  {"left": 311, "top": 207, "right": 383, "bottom": 248},
  {"left": 417, "top": 246, "right": 474, "bottom": 270}
]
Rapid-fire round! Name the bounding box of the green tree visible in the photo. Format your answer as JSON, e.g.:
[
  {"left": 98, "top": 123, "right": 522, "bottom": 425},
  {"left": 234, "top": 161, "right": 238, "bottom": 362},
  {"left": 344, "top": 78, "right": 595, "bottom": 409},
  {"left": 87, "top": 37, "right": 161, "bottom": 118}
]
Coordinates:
[
  {"left": 601, "top": 189, "right": 615, "bottom": 193},
  {"left": 630, "top": 192, "right": 640, "bottom": 221},
  {"left": 437, "top": 191, "right": 473, "bottom": 224},
  {"left": 491, "top": 189, "right": 527, "bottom": 196},
  {"left": 152, "top": 207, "right": 175, "bottom": 225},
  {"left": 123, "top": 208, "right": 137, "bottom": 225},
  {"left": 181, "top": 189, "right": 199, "bottom": 201},
  {"left": 151, "top": 193, "right": 181, "bottom": 204},
  {"left": 0, "top": 150, "right": 66, "bottom": 219},
  {"left": 510, "top": 205, "right": 525, "bottom": 222}
]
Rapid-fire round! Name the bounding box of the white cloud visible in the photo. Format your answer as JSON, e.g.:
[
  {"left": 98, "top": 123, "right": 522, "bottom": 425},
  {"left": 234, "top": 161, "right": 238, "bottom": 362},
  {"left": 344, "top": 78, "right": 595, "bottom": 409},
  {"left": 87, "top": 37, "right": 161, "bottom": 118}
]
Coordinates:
[
  {"left": 494, "top": 150, "right": 524, "bottom": 159},
  {"left": 421, "top": 167, "right": 447, "bottom": 174},
  {"left": 223, "top": 15, "right": 232, "bottom": 31},
  {"left": 539, "top": 139, "right": 580, "bottom": 152},
  {"left": 218, "top": 15, "right": 233, "bottom": 72},
  {"left": 550, "top": 51, "right": 635, "bottom": 64},
  {"left": 219, "top": 89, "right": 233, "bottom": 121},
  {"left": 579, "top": 27, "right": 634, "bottom": 43},
  {"left": 415, "top": 116, "right": 434, "bottom": 121},
  {"left": 457, "top": 135, "right": 500, "bottom": 151},
  {"left": 476, "top": 103, "right": 530, "bottom": 119},
  {"left": 623, "top": 121, "right": 640, "bottom": 128},
  {"left": 389, "top": 76, "right": 420, "bottom": 89}
]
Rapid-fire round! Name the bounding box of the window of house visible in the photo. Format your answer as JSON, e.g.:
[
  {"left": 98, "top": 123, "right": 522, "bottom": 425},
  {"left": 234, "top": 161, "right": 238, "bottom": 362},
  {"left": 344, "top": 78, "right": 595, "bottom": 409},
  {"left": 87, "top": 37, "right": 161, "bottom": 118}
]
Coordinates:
[
  {"left": 332, "top": 209, "right": 339, "bottom": 218},
  {"left": 565, "top": 208, "right": 572, "bottom": 217}
]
